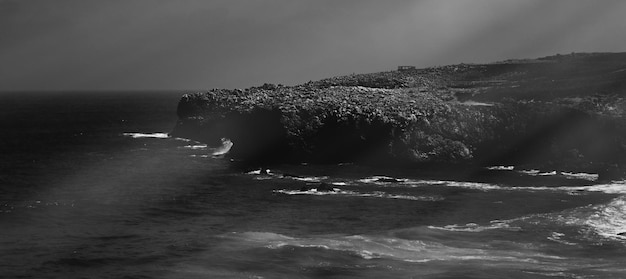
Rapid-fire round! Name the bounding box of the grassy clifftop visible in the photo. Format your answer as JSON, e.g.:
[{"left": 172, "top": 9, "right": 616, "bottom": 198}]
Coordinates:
[{"left": 172, "top": 52, "right": 626, "bottom": 179}]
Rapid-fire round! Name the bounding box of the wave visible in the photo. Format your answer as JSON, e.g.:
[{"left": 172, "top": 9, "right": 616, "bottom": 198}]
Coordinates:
[
  {"left": 181, "top": 144, "right": 208, "bottom": 150},
  {"left": 189, "top": 155, "right": 211, "bottom": 158},
  {"left": 520, "top": 183, "right": 626, "bottom": 195},
  {"left": 546, "top": 232, "right": 578, "bottom": 246},
  {"left": 582, "top": 196, "right": 626, "bottom": 240},
  {"left": 274, "top": 189, "right": 443, "bottom": 201},
  {"left": 245, "top": 169, "right": 331, "bottom": 183},
  {"left": 122, "top": 132, "right": 169, "bottom": 139},
  {"left": 428, "top": 221, "right": 518, "bottom": 232},
  {"left": 358, "top": 176, "right": 501, "bottom": 191},
  {"left": 561, "top": 172, "right": 599, "bottom": 181},
  {"left": 357, "top": 176, "right": 626, "bottom": 194},
  {"left": 485, "top": 166, "right": 598, "bottom": 181},
  {"left": 122, "top": 132, "right": 199, "bottom": 143},
  {"left": 260, "top": 172, "right": 623, "bottom": 195},
  {"left": 357, "top": 176, "right": 409, "bottom": 184},
  {"left": 212, "top": 138, "right": 233, "bottom": 156},
  {"left": 289, "top": 176, "right": 328, "bottom": 182},
  {"left": 452, "top": 195, "right": 626, "bottom": 242},
  {"left": 518, "top": 169, "right": 599, "bottom": 181},
  {"left": 486, "top": 166, "right": 515, "bottom": 171},
  {"left": 220, "top": 231, "right": 564, "bottom": 264},
  {"left": 246, "top": 168, "right": 271, "bottom": 175}
]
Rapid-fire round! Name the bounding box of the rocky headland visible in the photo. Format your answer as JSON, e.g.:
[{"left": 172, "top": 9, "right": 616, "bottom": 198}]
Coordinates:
[{"left": 172, "top": 52, "right": 626, "bottom": 180}]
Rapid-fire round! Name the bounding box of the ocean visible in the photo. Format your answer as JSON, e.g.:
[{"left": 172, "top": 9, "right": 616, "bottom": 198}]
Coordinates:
[{"left": 1, "top": 92, "right": 625, "bottom": 278}]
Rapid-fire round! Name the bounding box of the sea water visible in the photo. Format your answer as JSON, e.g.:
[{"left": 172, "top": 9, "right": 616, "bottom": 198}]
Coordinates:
[{"left": 1, "top": 92, "right": 625, "bottom": 278}]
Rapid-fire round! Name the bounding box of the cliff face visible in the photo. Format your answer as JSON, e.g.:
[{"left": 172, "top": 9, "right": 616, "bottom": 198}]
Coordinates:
[{"left": 172, "top": 52, "right": 626, "bottom": 179}]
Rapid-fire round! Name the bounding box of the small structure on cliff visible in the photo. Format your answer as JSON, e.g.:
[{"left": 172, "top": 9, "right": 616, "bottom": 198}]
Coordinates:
[{"left": 397, "top": 66, "right": 416, "bottom": 71}]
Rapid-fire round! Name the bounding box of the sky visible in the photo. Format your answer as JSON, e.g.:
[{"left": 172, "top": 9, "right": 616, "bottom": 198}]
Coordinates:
[{"left": 1, "top": 0, "right": 626, "bottom": 91}]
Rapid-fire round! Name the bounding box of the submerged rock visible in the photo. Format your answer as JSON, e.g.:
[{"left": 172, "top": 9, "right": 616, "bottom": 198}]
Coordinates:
[{"left": 172, "top": 52, "right": 626, "bottom": 178}]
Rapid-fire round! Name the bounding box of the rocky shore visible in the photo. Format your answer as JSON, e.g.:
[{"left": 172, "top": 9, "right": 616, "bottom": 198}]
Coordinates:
[{"left": 172, "top": 52, "right": 626, "bottom": 180}]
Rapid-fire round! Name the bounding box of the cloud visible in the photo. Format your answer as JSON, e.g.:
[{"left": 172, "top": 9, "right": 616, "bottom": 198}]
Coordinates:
[{"left": 1, "top": 0, "right": 625, "bottom": 91}]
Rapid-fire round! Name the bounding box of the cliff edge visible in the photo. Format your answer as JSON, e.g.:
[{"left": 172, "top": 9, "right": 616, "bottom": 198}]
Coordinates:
[{"left": 171, "top": 52, "right": 626, "bottom": 180}]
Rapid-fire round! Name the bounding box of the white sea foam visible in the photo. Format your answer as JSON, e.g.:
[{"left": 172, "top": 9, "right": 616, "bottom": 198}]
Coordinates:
[
  {"left": 561, "top": 172, "right": 599, "bottom": 181},
  {"left": 517, "top": 170, "right": 598, "bottom": 181},
  {"left": 358, "top": 176, "right": 495, "bottom": 190},
  {"left": 357, "top": 175, "right": 626, "bottom": 195},
  {"left": 274, "top": 189, "right": 443, "bottom": 201},
  {"left": 483, "top": 166, "right": 597, "bottom": 181},
  {"left": 122, "top": 132, "right": 169, "bottom": 139},
  {"left": 172, "top": 137, "right": 193, "bottom": 142},
  {"left": 487, "top": 166, "right": 515, "bottom": 171},
  {"left": 274, "top": 188, "right": 345, "bottom": 195},
  {"left": 357, "top": 176, "right": 408, "bottom": 184},
  {"left": 289, "top": 176, "right": 328, "bottom": 182},
  {"left": 583, "top": 196, "right": 626, "bottom": 240},
  {"left": 369, "top": 177, "right": 503, "bottom": 191},
  {"left": 429, "top": 195, "right": 626, "bottom": 243},
  {"left": 465, "top": 182, "right": 626, "bottom": 194},
  {"left": 444, "top": 181, "right": 503, "bottom": 190},
  {"left": 547, "top": 232, "right": 577, "bottom": 246},
  {"left": 189, "top": 155, "right": 211, "bottom": 158},
  {"left": 212, "top": 138, "right": 233, "bottom": 156},
  {"left": 504, "top": 195, "right": 626, "bottom": 242},
  {"left": 223, "top": 231, "right": 563, "bottom": 263},
  {"left": 428, "top": 220, "right": 517, "bottom": 232},
  {"left": 182, "top": 144, "right": 208, "bottom": 150},
  {"left": 518, "top": 169, "right": 540, "bottom": 175},
  {"left": 244, "top": 170, "right": 333, "bottom": 183},
  {"left": 246, "top": 169, "right": 272, "bottom": 175},
  {"left": 523, "top": 182, "right": 626, "bottom": 195}
]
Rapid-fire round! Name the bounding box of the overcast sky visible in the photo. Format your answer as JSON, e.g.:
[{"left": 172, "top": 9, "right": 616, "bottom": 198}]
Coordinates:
[{"left": 1, "top": 0, "right": 626, "bottom": 91}]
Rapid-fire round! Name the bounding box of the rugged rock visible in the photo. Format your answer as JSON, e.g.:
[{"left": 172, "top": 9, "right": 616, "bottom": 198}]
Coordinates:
[{"left": 171, "top": 52, "right": 626, "bottom": 179}]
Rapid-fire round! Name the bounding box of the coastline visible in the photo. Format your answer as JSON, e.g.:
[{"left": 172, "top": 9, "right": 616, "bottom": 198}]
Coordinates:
[{"left": 172, "top": 53, "right": 626, "bottom": 180}]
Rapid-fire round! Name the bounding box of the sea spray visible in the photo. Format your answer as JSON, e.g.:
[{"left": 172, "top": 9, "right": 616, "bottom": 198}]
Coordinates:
[{"left": 212, "top": 138, "right": 233, "bottom": 156}]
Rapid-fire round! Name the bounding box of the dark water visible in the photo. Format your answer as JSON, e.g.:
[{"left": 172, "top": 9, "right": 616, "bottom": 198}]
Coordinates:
[{"left": 1, "top": 92, "right": 625, "bottom": 278}]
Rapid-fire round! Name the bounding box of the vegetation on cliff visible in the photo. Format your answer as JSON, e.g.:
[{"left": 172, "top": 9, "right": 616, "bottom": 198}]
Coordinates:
[{"left": 172, "top": 52, "right": 626, "bottom": 179}]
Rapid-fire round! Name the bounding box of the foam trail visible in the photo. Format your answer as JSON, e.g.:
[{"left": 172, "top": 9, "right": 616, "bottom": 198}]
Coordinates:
[
  {"left": 521, "top": 183, "right": 626, "bottom": 194},
  {"left": 122, "top": 132, "right": 169, "bottom": 139},
  {"left": 357, "top": 175, "right": 626, "bottom": 194},
  {"left": 274, "top": 189, "right": 443, "bottom": 201},
  {"left": 428, "top": 221, "right": 518, "bottom": 232},
  {"left": 246, "top": 169, "right": 271, "bottom": 175},
  {"left": 487, "top": 166, "right": 515, "bottom": 171},
  {"left": 182, "top": 144, "right": 208, "bottom": 150},
  {"left": 357, "top": 176, "right": 408, "bottom": 184},
  {"left": 561, "top": 172, "right": 599, "bottom": 181},
  {"left": 360, "top": 177, "right": 500, "bottom": 191},
  {"left": 547, "top": 232, "right": 577, "bottom": 246},
  {"left": 189, "top": 155, "right": 211, "bottom": 158},
  {"left": 479, "top": 195, "right": 626, "bottom": 242},
  {"left": 290, "top": 176, "right": 328, "bottom": 182},
  {"left": 517, "top": 170, "right": 598, "bottom": 181},
  {"left": 583, "top": 196, "right": 626, "bottom": 240},
  {"left": 222, "top": 232, "right": 564, "bottom": 263}
]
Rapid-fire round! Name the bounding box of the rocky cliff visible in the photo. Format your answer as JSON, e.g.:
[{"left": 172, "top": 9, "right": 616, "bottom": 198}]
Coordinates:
[{"left": 172, "top": 52, "right": 626, "bottom": 180}]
